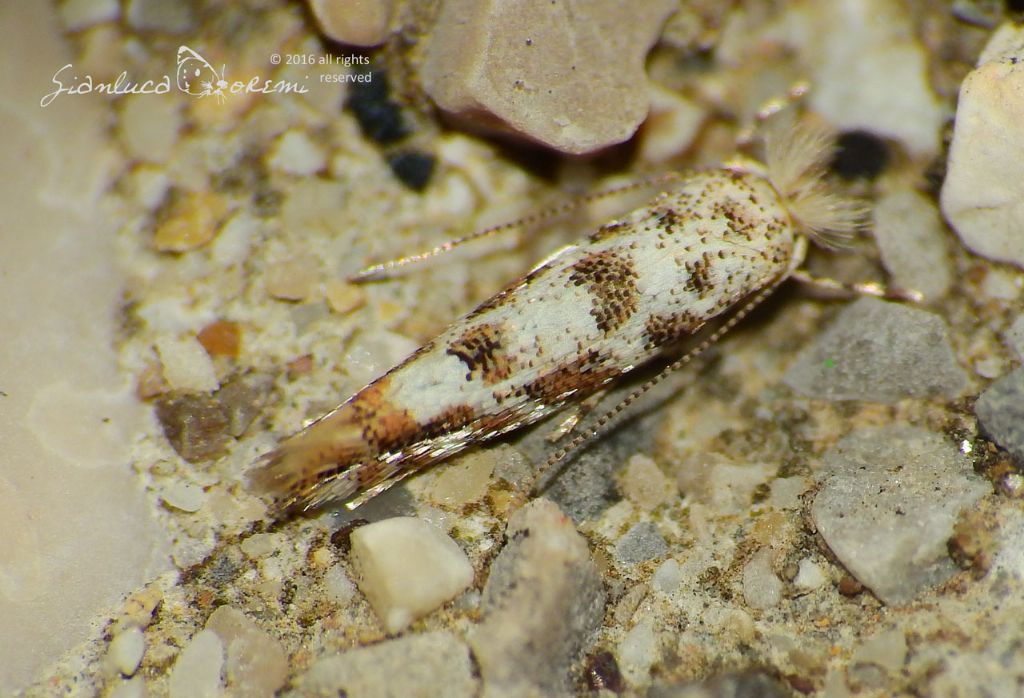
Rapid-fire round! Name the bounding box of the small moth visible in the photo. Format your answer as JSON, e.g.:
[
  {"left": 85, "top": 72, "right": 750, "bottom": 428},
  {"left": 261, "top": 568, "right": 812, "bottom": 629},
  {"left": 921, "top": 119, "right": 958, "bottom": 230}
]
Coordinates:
[{"left": 252, "top": 123, "right": 864, "bottom": 513}]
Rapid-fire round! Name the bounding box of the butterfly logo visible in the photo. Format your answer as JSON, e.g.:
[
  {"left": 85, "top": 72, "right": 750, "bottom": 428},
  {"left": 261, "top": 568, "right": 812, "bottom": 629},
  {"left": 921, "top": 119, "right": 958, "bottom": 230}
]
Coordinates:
[{"left": 176, "top": 46, "right": 228, "bottom": 102}]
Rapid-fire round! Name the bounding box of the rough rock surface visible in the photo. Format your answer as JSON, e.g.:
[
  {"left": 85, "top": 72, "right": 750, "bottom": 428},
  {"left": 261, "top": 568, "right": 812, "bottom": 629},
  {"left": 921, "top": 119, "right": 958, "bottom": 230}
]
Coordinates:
[{"left": 422, "top": 0, "right": 677, "bottom": 154}]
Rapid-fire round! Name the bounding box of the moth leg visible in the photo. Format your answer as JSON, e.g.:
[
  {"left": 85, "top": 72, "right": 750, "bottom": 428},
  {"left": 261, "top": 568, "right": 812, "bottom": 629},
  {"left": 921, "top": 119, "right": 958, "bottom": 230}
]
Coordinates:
[
  {"left": 790, "top": 269, "right": 923, "bottom": 303},
  {"left": 544, "top": 390, "right": 608, "bottom": 443}
]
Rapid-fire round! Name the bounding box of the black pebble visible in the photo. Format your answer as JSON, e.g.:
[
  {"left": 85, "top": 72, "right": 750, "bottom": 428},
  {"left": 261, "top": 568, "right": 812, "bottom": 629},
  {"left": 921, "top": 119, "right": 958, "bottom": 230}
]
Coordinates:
[
  {"left": 831, "top": 130, "right": 890, "bottom": 181},
  {"left": 387, "top": 150, "right": 436, "bottom": 191}
]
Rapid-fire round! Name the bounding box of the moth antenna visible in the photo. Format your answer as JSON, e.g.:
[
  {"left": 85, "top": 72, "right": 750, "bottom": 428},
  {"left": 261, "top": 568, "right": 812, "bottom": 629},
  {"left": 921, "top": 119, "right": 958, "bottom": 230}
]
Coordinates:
[
  {"left": 764, "top": 121, "right": 867, "bottom": 249},
  {"left": 516, "top": 262, "right": 799, "bottom": 509},
  {"left": 350, "top": 172, "right": 686, "bottom": 282}
]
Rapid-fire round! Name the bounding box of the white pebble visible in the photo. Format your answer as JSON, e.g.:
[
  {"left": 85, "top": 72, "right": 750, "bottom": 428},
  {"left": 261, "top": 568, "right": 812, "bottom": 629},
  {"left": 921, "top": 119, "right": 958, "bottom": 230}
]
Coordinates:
[
  {"left": 742, "top": 548, "right": 783, "bottom": 610},
  {"left": 118, "top": 93, "right": 182, "bottom": 164},
  {"left": 107, "top": 626, "right": 145, "bottom": 676},
  {"left": 872, "top": 188, "right": 953, "bottom": 302},
  {"left": 211, "top": 212, "right": 258, "bottom": 267},
  {"left": 793, "top": 558, "right": 827, "bottom": 593},
  {"left": 618, "top": 617, "right": 658, "bottom": 685},
  {"left": 161, "top": 481, "right": 205, "bottom": 513},
  {"left": 168, "top": 629, "right": 225, "bottom": 698},
  {"left": 350, "top": 517, "right": 474, "bottom": 633},
  {"left": 852, "top": 629, "right": 908, "bottom": 673},
  {"left": 324, "top": 563, "right": 357, "bottom": 605},
  {"left": 60, "top": 0, "right": 120, "bottom": 30},
  {"left": 268, "top": 130, "right": 326, "bottom": 176},
  {"left": 107, "top": 677, "right": 147, "bottom": 698},
  {"left": 652, "top": 558, "right": 682, "bottom": 594},
  {"left": 941, "top": 22, "right": 1024, "bottom": 269},
  {"left": 155, "top": 335, "right": 219, "bottom": 392}
]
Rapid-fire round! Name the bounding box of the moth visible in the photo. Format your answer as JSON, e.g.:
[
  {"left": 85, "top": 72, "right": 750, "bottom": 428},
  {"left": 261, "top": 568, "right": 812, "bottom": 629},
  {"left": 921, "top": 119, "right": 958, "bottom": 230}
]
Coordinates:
[{"left": 251, "top": 123, "right": 871, "bottom": 514}]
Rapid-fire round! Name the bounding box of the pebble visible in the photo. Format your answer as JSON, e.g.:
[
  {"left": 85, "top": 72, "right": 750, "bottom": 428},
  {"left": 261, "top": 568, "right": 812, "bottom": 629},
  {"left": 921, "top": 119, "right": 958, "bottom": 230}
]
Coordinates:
[
  {"left": 801, "top": 0, "right": 943, "bottom": 157},
  {"left": 782, "top": 297, "right": 968, "bottom": 403},
  {"left": 152, "top": 191, "right": 229, "bottom": 253},
  {"left": 268, "top": 130, "right": 327, "bottom": 176},
  {"left": 469, "top": 499, "right": 606, "bottom": 697},
  {"left": 294, "top": 631, "right": 477, "bottom": 698},
  {"left": 652, "top": 558, "right": 682, "bottom": 594},
  {"left": 323, "top": 563, "right": 357, "bottom": 605},
  {"left": 421, "top": 0, "right": 677, "bottom": 154},
  {"left": 125, "top": 0, "right": 194, "bottom": 32},
  {"left": 118, "top": 93, "right": 183, "bottom": 164},
  {"left": 107, "top": 677, "right": 147, "bottom": 698},
  {"left": 154, "top": 392, "right": 230, "bottom": 463},
  {"left": 648, "top": 671, "right": 791, "bottom": 698},
  {"left": 638, "top": 84, "right": 707, "bottom": 163},
  {"left": 59, "top": 0, "right": 119, "bottom": 31},
  {"left": 617, "top": 454, "right": 678, "bottom": 511},
  {"left": 107, "top": 625, "right": 145, "bottom": 676},
  {"left": 308, "top": 0, "right": 393, "bottom": 47},
  {"left": 741, "top": 549, "right": 783, "bottom": 610},
  {"left": 1004, "top": 315, "right": 1024, "bottom": 359},
  {"left": 975, "top": 366, "right": 1024, "bottom": 461},
  {"left": 349, "top": 517, "right": 474, "bottom": 633},
  {"left": 852, "top": 629, "right": 908, "bottom": 674},
  {"left": 810, "top": 426, "right": 990, "bottom": 604},
  {"left": 215, "top": 373, "right": 273, "bottom": 437},
  {"left": 618, "top": 617, "right": 659, "bottom": 686},
  {"left": 872, "top": 188, "right": 953, "bottom": 302},
  {"left": 324, "top": 280, "right": 365, "bottom": 315},
  {"left": 940, "top": 22, "right": 1024, "bottom": 269},
  {"left": 155, "top": 335, "right": 219, "bottom": 393},
  {"left": 265, "top": 256, "right": 320, "bottom": 302},
  {"left": 206, "top": 606, "right": 288, "bottom": 698},
  {"left": 792, "top": 558, "right": 828, "bottom": 593},
  {"left": 416, "top": 448, "right": 496, "bottom": 507},
  {"left": 615, "top": 521, "right": 669, "bottom": 565},
  {"left": 196, "top": 320, "right": 241, "bottom": 359},
  {"left": 160, "top": 481, "right": 205, "bottom": 513},
  {"left": 168, "top": 629, "right": 225, "bottom": 698}
]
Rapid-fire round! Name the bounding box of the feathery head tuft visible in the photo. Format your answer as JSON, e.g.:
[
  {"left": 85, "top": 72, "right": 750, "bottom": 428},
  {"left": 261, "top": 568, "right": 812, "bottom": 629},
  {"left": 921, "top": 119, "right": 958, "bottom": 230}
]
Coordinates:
[{"left": 764, "top": 121, "right": 867, "bottom": 248}]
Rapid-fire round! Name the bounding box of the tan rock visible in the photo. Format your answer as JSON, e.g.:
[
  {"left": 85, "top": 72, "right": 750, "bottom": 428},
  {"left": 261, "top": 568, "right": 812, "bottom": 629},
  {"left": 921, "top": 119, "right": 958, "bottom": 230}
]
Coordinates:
[
  {"left": 309, "top": 0, "right": 393, "bottom": 47},
  {"left": 422, "top": 0, "right": 678, "bottom": 154}
]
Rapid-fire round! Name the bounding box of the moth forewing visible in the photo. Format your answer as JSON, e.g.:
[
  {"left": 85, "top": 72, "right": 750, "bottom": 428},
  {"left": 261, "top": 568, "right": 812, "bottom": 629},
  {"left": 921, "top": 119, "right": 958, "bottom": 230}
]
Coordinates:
[{"left": 250, "top": 122, "right": 861, "bottom": 515}]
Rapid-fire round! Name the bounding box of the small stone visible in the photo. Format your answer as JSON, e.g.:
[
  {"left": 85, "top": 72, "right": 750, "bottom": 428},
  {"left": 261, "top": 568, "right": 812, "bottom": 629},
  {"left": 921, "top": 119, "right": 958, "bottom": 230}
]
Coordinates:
[
  {"left": 617, "top": 454, "right": 678, "bottom": 510},
  {"left": 940, "top": 22, "right": 1024, "bottom": 269},
  {"left": 345, "top": 69, "right": 410, "bottom": 145},
  {"left": 831, "top": 131, "right": 890, "bottom": 181},
  {"left": 323, "top": 563, "right": 357, "bottom": 605},
  {"left": 742, "top": 548, "right": 783, "bottom": 610},
  {"left": 618, "top": 617, "right": 659, "bottom": 685},
  {"left": 417, "top": 449, "right": 496, "bottom": 507},
  {"left": 872, "top": 188, "right": 953, "bottom": 302},
  {"left": 615, "top": 521, "right": 669, "bottom": 565},
  {"left": 168, "top": 629, "right": 225, "bottom": 698},
  {"left": 239, "top": 533, "right": 282, "bottom": 559},
  {"left": 765, "top": 476, "right": 809, "bottom": 511},
  {"left": 125, "top": 0, "right": 194, "bottom": 32},
  {"left": 118, "top": 93, "right": 182, "bottom": 164},
  {"left": 196, "top": 320, "right": 241, "bottom": 359},
  {"left": 469, "top": 499, "right": 606, "bottom": 697},
  {"left": 422, "top": 0, "right": 677, "bottom": 155},
  {"left": 154, "top": 392, "right": 230, "bottom": 463},
  {"left": 783, "top": 297, "right": 968, "bottom": 403},
  {"left": 215, "top": 373, "right": 273, "bottom": 437},
  {"left": 153, "top": 191, "right": 229, "bottom": 252},
  {"left": 265, "top": 256, "right": 320, "bottom": 302},
  {"left": 852, "top": 629, "right": 908, "bottom": 674},
  {"left": 107, "top": 677, "right": 147, "bottom": 698},
  {"left": 652, "top": 558, "right": 682, "bottom": 594},
  {"left": 107, "top": 626, "right": 145, "bottom": 676},
  {"left": 211, "top": 212, "right": 258, "bottom": 267},
  {"left": 1005, "top": 315, "right": 1024, "bottom": 359},
  {"left": 60, "top": 0, "right": 119, "bottom": 30},
  {"left": 308, "top": 0, "right": 394, "bottom": 47},
  {"left": 155, "top": 335, "right": 219, "bottom": 393},
  {"left": 161, "top": 481, "right": 205, "bottom": 513},
  {"left": 793, "top": 559, "right": 828, "bottom": 593},
  {"left": 206, "top": 606, "right": 288, "bottom": 698},
  {"left": 975, "top": 366, "right": 1024, "bottom": 461},
  {"left": 324, "top": 280, "right": 365, "bottom": 315},
  {"left": 295, "top": 631, "right": 477, "bottom": 698},
  {"left": 648, "top": 672, "right": 791, "bottom": 698},
  {"left": 638, "top": 84, "right": 706, "bottom": 163},
  {"left": 386, "top": 149, "right": 436, "bottom": 192},
  {"left": 268, "top": 130, "right": 326, "bottom": 176},
  {"left": 350, "top": 517, "right": 474, "bottom": 633},
  {"left": 810, "top": 426, "right": 990, "bottom": 604}
]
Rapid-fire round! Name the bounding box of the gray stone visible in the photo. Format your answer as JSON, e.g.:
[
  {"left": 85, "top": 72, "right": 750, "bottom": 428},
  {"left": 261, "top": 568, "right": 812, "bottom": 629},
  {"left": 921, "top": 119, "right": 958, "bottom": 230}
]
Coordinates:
[
  {"left": 975, "top": 366, "right": 1024, "bottom": 461},
  {"left": 783, "top": 297, "right": 967, "bottom": 403},
  {"left": 647, "top": 671, "right": 790, "bottom": 698},
  {"left": 292, "top": 631, "right": 477, "bottom": 698},
  {"left": 811, "top": 426, "right": 990, "bottom": 604},
  {"left": 470, "top": 499, "right": 606, "bottom": 697},
  {"left": 615, "top": 522, "right": 669, "bottom": 565}
]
